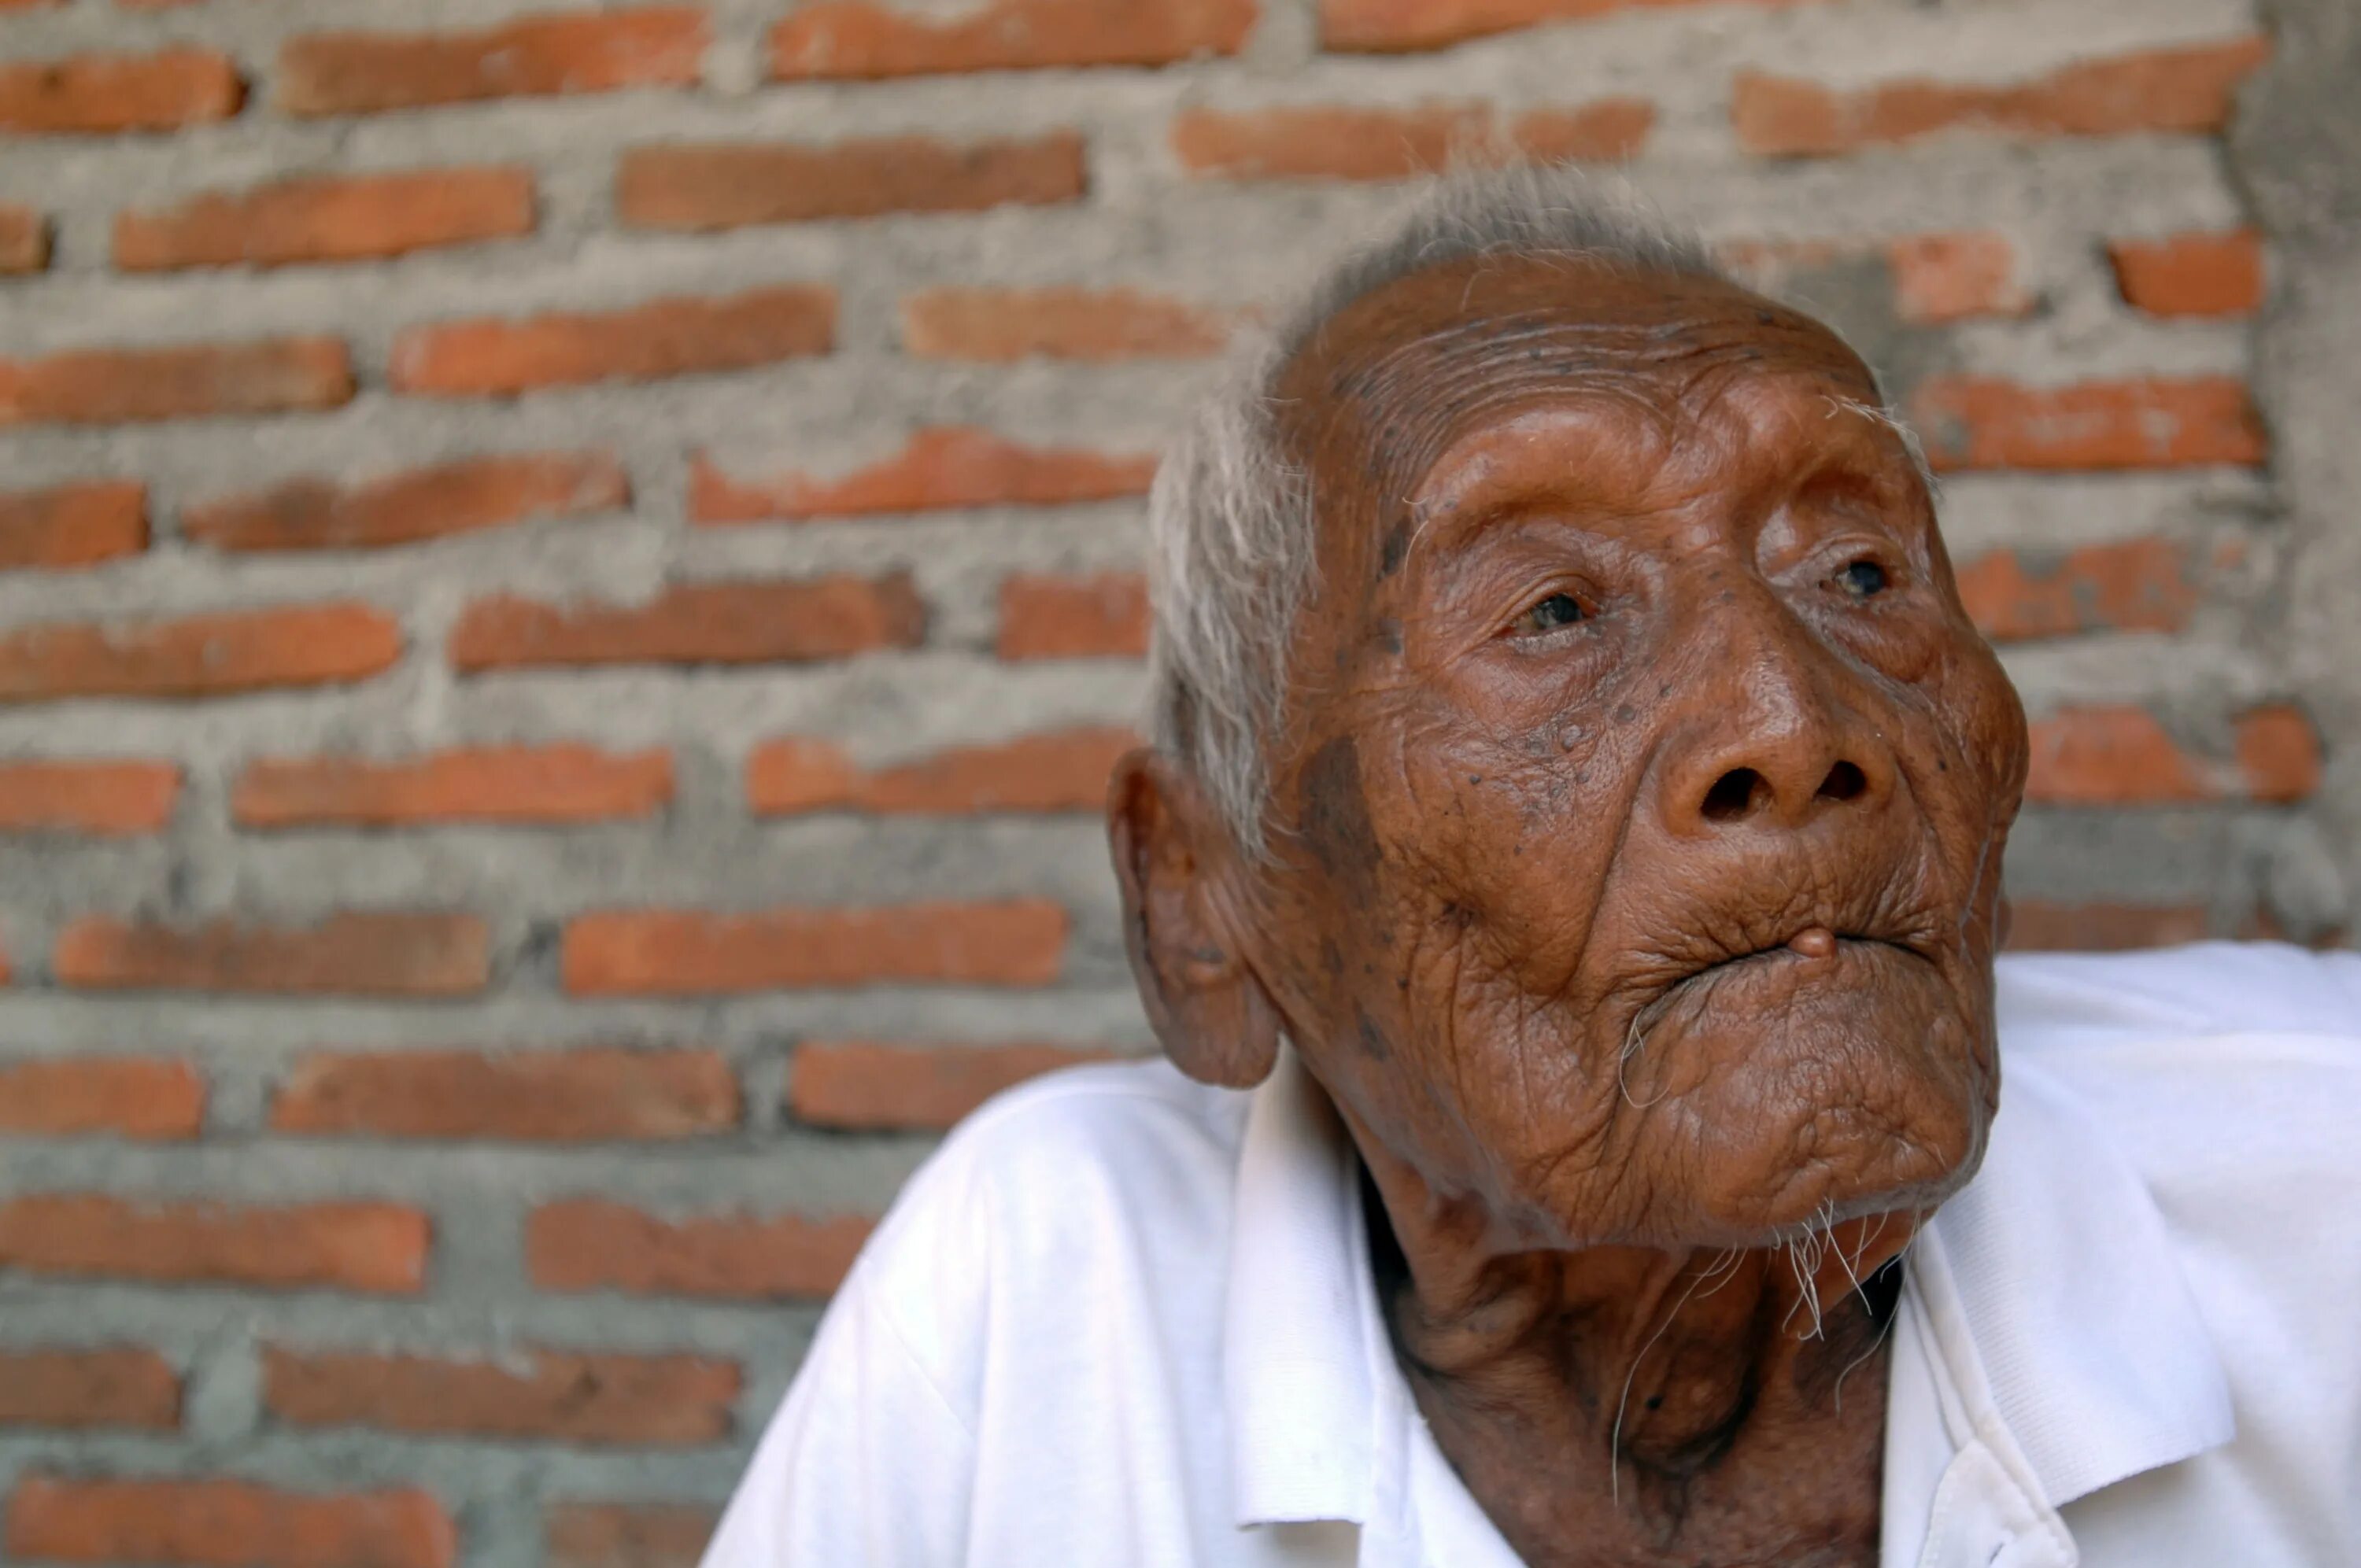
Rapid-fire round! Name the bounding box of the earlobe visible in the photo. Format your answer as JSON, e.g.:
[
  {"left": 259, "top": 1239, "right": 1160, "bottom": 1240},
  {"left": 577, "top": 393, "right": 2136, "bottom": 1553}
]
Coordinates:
[{"left": 1107, "top": 749, "right": 1283, "bottom": 1089}]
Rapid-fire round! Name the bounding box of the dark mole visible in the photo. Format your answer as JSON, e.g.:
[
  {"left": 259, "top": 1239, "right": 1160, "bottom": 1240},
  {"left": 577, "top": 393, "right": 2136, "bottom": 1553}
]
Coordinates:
[
  {"left": 1614, "top": 703, "right": 1638, "bottom": 724},
  {"left": 1756, "top": 311, "right": 1776, "bottom": 326},
  {"left": 1355, "top": 1008, "right": 1393, "bottom": 1061},
  {"left": 1937, "top": 758, "right": 1949, "bottom": 773},
  {"left": 1469, "top": 774, "right": 1483, "bottom": 785}
]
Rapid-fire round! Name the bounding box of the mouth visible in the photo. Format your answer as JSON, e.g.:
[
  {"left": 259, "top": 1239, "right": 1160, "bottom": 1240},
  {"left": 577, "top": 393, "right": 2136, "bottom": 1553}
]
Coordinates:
[{"left": 1636, "top": 928, "right": 1933, "bottom": 1024}]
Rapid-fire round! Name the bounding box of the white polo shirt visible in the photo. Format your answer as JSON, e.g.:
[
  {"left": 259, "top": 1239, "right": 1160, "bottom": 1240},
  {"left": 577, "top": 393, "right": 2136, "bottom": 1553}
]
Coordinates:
[{"left": 703, "top": 944, "right": 2361, "bottom": 1566}]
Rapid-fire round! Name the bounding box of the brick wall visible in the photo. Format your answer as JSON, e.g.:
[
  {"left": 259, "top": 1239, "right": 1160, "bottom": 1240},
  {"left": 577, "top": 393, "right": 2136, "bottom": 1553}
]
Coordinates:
[{"left": 0, "top": 0, "right": 2352, "bottom": 1564}]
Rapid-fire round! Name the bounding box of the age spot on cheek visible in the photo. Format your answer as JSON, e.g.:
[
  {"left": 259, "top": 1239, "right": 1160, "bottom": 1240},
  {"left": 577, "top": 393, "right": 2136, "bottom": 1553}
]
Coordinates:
[{"left": 1299, "top": 735, "right": 1384, "bottom": 913}]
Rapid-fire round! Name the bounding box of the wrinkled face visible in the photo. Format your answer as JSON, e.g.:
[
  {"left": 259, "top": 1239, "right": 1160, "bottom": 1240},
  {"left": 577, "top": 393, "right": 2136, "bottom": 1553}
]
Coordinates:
[{"left": 1254, "top": 256, "right": 2029, "bottom": 1253}]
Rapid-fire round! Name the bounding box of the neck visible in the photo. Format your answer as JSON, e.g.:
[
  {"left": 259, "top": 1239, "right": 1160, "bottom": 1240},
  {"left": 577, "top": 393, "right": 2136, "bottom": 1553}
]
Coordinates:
[{"left": 1349, "top": 1136, "right": 1910, "bottom": 1561}]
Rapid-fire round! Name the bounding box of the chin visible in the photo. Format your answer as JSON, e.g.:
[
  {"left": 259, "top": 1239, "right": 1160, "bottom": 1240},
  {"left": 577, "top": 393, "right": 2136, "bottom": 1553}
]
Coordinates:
[{"left": 1601, "top": 936, "right": 1997, "bottom": 1251}]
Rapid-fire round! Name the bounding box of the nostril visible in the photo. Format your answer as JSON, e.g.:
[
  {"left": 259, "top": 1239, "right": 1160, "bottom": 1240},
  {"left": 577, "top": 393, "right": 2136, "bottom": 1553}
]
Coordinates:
[
  {"left": 1701, "top": 768, "right": 1764, "bottom": 823},
  {"left": 1817, "top": 761, "right": 1868, "bottom": 803}
]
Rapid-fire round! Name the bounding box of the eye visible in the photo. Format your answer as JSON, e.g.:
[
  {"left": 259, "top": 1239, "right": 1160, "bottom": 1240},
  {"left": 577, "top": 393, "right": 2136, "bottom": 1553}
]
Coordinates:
[
  {"left": 1834, "top": 559, "right": 1888, "bottom": 600},
  {"left": 1520, "top": 592, "right": 1587, "bottom": 634}
]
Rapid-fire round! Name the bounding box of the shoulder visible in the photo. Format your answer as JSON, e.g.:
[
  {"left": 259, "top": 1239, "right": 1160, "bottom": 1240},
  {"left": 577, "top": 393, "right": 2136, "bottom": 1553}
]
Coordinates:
[{"left": 844, "top": 1058, "right": 1251, "bottom": 1406}]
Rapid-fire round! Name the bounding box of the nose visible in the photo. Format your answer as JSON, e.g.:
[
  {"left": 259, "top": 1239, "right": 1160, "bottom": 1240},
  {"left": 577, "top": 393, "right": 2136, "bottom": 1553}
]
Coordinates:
[{"left": 1654, "top": 611, "right": 1897, "bottom": 839}]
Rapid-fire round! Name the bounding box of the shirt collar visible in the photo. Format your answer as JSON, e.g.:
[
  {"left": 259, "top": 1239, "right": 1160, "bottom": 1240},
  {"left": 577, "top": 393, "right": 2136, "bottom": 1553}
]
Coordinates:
[
  {"left": 1221, "top": 1039, "right": 2237, "bottom": 1533},
  {"left": 1919, "top": 1050, "right": 2235, "bottom": 1508}
]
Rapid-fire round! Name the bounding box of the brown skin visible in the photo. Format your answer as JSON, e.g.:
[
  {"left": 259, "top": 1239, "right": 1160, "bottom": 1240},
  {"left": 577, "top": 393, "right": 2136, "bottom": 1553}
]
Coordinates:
[{"left": 1109, "top": 254, "right": 2029, "bottom": 1566}]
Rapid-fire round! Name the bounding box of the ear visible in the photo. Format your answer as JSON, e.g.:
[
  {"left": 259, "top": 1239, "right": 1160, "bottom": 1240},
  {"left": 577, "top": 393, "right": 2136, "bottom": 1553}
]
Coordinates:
[{"left": 1107, "top": 748, "right": 1283, "bottom": 1089}]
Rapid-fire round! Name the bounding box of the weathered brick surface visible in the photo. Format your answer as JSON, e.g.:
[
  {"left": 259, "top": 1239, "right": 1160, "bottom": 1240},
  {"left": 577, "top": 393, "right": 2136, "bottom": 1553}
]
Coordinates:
[
  {"left": 449, "top": 575, "right": 925, "bottom": 670},
  {"left": 1172, "top": 98, "right": 1650, "bottom": 181},
  {"left": 269, "top": 1047, "right": 738, "bottom": 1141},
  {"left": 0, "top": 1057, "right": 203, "bottom": 1137},
  {"left": 1733, "top": 38, "right": 2271, "bottom": 156},
  {"left": 0, "top": 602, "right": 399, "bottom": 703},
  {"left": 527, "top": 1198, "right": 871, "bottom": 1299},
  {"left": 618, "top": 133, "right": 1086, "bottom": 232},
  {"left": 773, "top": 0, "right": 1257, "bottom": 79},
  {"left": 392, "top": 286, "right": 834, "bottom": 397},
  {"left": 691, "top": 427, "right": 1155, "bottom": 522},
  {"left": 234, "top": 744, "right": 671, "bottom": 827},
  {"left": 6, "top": 1478, "right": 456, "bottom": 1568},
  {"left": 0, "top": 205, "right": 50, "bottom": 275},
  {"left": 1954, "top": 537, "right": 2200, "bottom": 642},
  {"left": 55, "top": 912, "right": 491, "bottom": 996},
  {"left": 262, "top": 1345, "right": 739, "bottom": 1444},
  {"left": 187, "top": 452, "right": 628, "bottom": 552},
  {"left": 2108, "top": 229, "right": 2267, "bottom": 318},
  {"left": 0, "top": 0, "right": 2352, "bottom": 1550},
  {"left": 0, "top": 338, "right": 353, "bottom": 426},
  {"left": 789, "top": 1040, "right": 1114, "bottom": 1130},
  {"left": 1321, "top": 0, "right": 1823, "bottom": 52},
  {"left": 0, "top": 48, "right": 242, "bottom": 135},
  {"left": 0, "top": 1347, "right": 180, "bottom": 1430},
  {"left": 996, "top": 570, "right": 1151, "bottom": 659},
  {"left": 0, "top": 480, "right": 148, "bottom": 570},
  {"left": 1911, "top": 375, "right": 2267, "bottom": 471},
  {"left": 747, "top": 726, "right": 1135, "bottom": 814},
  {"left": 562, "top": 898, "right": 1068, "bottom": 993},
  {"left": 0, "top": 1195, "right": 430, "bottom": 1293},
  {"left": 544, "top": 1503, "right": 718, "bottom": 1568},
  {"left": 279, "top": 9, "right": 707, "bottom": 117},
  {"left": 116, "top": 169, "right": 535, "bottom": 273}
]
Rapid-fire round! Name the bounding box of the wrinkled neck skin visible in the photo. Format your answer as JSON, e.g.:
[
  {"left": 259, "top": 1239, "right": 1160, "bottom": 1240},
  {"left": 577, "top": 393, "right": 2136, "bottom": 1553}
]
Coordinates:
[{"left": 1343, "top": 1086, "right": 1908, "bottom": 1567}]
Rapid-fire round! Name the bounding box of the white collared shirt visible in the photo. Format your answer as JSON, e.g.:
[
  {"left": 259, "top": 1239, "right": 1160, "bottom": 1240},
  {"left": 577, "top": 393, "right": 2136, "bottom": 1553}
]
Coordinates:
[{"left": 702, "top": 944, "right": 2361, "bottom": 1566}]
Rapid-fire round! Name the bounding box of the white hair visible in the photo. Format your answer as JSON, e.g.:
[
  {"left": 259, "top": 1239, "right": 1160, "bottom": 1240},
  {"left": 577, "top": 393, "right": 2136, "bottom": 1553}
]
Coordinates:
[{"left": 1144, "top": 164, "right": 1728, "bottom": 860}]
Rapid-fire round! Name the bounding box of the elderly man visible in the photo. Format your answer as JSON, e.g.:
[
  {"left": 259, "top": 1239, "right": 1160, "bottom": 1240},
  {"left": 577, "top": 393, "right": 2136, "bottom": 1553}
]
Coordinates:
[{"left": 701, "top": 168, "right": 2361, "bottom": 1566}]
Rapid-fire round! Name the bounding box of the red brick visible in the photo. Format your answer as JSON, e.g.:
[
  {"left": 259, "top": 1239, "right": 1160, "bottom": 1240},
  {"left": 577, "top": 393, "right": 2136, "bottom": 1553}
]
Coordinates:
[
  {"left": 1911, "top": 375, "right": 2266, "bottom": 472},
  {"left": 0, "top": 206, "right": 50, "bottom": 275},
  {"left": 270, "top": 1047, "right": 738, "bottom": 1141},
  {"left": 2231, "top": 705, "right": 2323, "bottom": 804},
  {"left": 2004, "top": 901, "right": 2209, "bottom": 952},
  {"left": 0, "top": 602, "right": 399, "bottom": 704},
  {"left": 2108, "top": 229, "right": 2266, "bottom": 319},
  {"left": 0, "top": 755, "right": 179, "bottom": 838},
  {"left": 0, "top": 338, "right": 353, "bottom": 427},
  {"left": 6, "top": 1478, "right": 454, "bottom": 1568},
  {"left": 2023, "top": 704, "right": 2319, "bottom": 805},
  {"left": 0, "top": 1194, "right": 430, "bottom": 1293},
  {"left": 116, "top": 168, "right": 534, "bottom": 274},
  {"left": 561, "top": 899, "right": 1068, "bottom": 994},
  {"left": 1953, "top": 537, "right": 2199, "bottom": 642},
  {"left": 0, "top": 1348, "right": 179, "bottom": 1429},
  {"left": 263, "top": 1345, "right": 738, "bottom": 1445},
  {"left": 450, "top": 574, "right": 924, "bottom": 671},
  {"left": 618, "top": 132, "right": 1085, "bottom": 232},
  {"left": 187, "top": 452, "right": 629, "bottom": 552},
  {"left": 1888, "top": 231, "right": 2029, "bottom": 323},
  {"left": 0, "top": 1057, "right": 202, "bottom": 1138},
  {"left": 1322, "top": 0, "right": 1819, "bottom": 51},
  {"left": 1173, "top": 102, "right": 1487, "bottom": 181},
  {"left": 901, "top": 286, "right": 1236, "bottom": 362},
  {"left": 545, "top": 1503, "right": 718, "bottom": 1568},
  {"left": 1508, "top": 98, "right": 1656, "bottom": 162},
  {"left": 391, "top": 286, "right": 833, "bottom": 398},
  {"left": 527, "top": 1197, "right": 870, "bottom": 1299},
  {"left": 0, "top": 481, "right": 148, "bottom": 570},
  {"left": 235, "top": 744, "right": 671, "bottom": 827},
  {"left": 748, "top": 726, "right": 1136, "bottom": 815},
  {"left": 773, "top": 0, "right": 1254, "bottom": 79},
  {"left": 789, "top": 1040, "right": 1114, "bottom": 1130},
  {"left": 0, "top": 48, "right": 242, "bottom": 135},
  {"left": 1733, "top": 38, "right": 2271, "bottom": 157},
  {"left": 997, "top": 571, "right": 1150, "bottom": 659},
  {"left": 690, "top": 427, "right": 1155, "bottom": 522},
  {"left": 54, "top": 912, "right": 490, "bottom": 997},
  {"left": 279, "top": 9, "right": 706, "bottom": 116}
]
